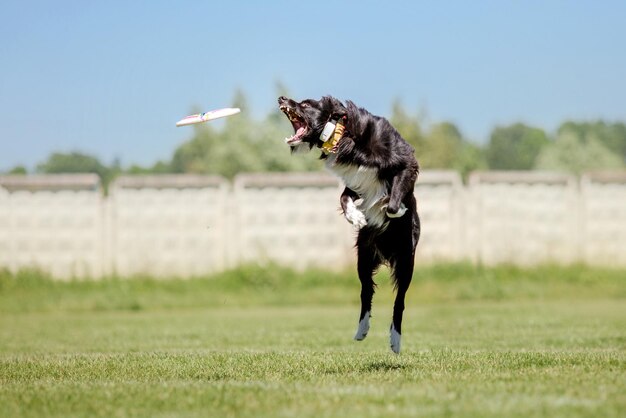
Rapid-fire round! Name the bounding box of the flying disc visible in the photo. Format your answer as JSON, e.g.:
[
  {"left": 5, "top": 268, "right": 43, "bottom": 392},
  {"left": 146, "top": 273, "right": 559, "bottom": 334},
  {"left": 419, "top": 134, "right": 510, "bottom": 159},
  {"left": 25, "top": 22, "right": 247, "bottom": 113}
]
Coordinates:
[{"left": 176, "top": 107, "right": 241, "bottom": 127}]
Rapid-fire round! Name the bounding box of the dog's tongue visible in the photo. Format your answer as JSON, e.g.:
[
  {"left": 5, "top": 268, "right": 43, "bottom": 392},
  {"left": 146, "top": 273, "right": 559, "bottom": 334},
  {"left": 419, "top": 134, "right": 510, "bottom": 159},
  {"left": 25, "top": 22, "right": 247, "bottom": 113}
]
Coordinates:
[{"left": 292, "top": 118, "right": 306, "bottom": 138}]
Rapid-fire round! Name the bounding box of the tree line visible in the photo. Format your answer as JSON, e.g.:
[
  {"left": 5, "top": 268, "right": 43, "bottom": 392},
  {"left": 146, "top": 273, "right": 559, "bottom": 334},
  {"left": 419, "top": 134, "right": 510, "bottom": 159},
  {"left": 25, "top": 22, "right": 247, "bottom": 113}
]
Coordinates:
[{"left": 6, "top": 90, "right": 626, "bottom": 190}]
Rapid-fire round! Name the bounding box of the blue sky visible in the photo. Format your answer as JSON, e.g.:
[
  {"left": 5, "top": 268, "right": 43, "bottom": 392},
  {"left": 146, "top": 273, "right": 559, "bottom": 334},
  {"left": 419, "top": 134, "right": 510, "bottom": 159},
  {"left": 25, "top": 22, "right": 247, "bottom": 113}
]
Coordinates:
[{"left": 1, "top": 1, "right": 625, "bottom": 171}]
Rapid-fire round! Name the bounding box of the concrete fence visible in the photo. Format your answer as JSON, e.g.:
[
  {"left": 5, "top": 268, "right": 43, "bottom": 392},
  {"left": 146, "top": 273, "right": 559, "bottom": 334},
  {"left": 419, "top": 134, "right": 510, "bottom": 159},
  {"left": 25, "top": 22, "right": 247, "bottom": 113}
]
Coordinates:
[{"left": 1, "top": 170, "right": 625, "bottom": 278}]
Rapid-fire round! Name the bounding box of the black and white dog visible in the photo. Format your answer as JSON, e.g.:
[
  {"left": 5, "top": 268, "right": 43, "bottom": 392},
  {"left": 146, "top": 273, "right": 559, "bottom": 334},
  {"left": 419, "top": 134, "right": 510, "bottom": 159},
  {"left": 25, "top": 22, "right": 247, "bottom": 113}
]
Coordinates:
[{"left": 278, "top": 95, "right": 420, "bottom": 353}]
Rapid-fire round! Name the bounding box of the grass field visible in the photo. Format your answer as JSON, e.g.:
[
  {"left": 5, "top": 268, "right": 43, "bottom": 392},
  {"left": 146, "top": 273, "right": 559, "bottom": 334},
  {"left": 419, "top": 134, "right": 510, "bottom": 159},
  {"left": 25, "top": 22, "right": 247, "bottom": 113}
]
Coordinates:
[{"left": 1, "top": 264, "right": 625, "bottom": 417}]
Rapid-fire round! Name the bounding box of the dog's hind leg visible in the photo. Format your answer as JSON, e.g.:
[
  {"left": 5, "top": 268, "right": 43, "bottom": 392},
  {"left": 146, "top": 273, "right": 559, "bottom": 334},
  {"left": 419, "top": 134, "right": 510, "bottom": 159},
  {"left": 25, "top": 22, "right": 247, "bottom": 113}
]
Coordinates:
[
  {"left": 354, "top": 232, "right": 381, "bottom": 341},
  {"left": 389, "top": 254, "right": 415, "bottom": 354}
]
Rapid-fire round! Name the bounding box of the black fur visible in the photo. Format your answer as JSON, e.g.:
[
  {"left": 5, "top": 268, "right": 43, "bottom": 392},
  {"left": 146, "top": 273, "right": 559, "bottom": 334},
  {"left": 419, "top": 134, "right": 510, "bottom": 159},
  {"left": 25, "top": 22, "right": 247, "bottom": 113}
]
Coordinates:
[{"left": 278, "top": 95, "right": 420, "bottom": 353}]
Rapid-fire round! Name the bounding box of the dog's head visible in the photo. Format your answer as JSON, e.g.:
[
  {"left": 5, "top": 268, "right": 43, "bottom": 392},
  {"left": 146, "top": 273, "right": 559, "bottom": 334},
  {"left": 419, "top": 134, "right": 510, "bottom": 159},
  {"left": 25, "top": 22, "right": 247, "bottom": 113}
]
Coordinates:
[{"left": 277, "top": 96, "right": 347, "bottom": 152}]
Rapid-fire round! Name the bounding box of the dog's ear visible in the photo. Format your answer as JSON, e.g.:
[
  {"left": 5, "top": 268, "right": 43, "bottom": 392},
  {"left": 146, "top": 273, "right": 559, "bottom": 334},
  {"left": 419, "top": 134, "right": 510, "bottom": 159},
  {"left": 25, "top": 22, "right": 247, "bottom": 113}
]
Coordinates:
[{"left": 321, "top": 96, "right": 347, "bottom": 119}]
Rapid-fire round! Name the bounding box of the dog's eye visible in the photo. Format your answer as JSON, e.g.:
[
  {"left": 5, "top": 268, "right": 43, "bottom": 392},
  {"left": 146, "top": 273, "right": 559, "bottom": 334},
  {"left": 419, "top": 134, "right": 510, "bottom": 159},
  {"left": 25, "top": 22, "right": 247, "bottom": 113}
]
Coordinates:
[{"left": 301, "top": 102, "right": 310, "bottom": 108}]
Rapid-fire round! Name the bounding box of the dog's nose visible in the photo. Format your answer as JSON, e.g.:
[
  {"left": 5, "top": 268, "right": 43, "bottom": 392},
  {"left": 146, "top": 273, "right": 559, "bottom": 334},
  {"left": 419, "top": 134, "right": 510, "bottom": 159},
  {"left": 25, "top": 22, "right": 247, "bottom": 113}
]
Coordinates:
[{"left": 278, "top": 96, "right": 287, "bottom": 104}]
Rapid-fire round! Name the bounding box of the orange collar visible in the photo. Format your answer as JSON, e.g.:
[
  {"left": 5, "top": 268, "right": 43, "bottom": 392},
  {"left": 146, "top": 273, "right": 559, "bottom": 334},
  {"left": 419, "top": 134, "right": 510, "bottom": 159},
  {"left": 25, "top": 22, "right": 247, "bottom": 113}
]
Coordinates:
[{"left": 321, "top": 119, "right": 346, "bottom": 154}]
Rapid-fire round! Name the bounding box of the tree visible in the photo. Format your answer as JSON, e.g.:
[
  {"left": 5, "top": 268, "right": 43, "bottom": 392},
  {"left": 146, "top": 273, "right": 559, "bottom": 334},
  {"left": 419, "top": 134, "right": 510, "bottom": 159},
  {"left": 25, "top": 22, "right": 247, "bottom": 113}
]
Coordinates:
[
  {"left": 389, "top": 101, "right": 485, "bottom": 177},
  {"left": 36, "top": 152, "right": 113, "bottom": 189},
  {"left": 390, "top": 99, "right": 424, "bottom": 151},
  {"left": 557, "top": 120, "right": 626, "bottom": 164},
  {"left": 535, "top": 128, "right": 623, "bottom": 174},
  {"left": 24, "top": 86, "right": 625, "bottom": 181},
  {"left": 486, "top": 123, "right": 549, "bottom": 170},
  {"left": 170, "top": 89, "right": 321, "bottom": 179},
  {"left": 126, "top": 160, "right": 171, "bottom": 174},
  {"left": 419, "top": 122, "right": 486, "bottom": 177},
  {"left": 6, "top": 165, "right": 27, "bottom": 175}
]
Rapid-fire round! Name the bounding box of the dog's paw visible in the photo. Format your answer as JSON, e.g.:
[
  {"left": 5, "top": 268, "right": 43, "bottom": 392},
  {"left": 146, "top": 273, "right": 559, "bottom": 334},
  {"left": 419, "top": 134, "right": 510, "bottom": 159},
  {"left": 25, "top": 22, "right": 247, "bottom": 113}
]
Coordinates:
[
  {"left": 386, "top": 203, "right": 407, "bottom": 219},
  {"left": 390, "top": 322, "right": 401, "bottom": 354},
  {"left": 354, "top": 311, "right": 371, "bottom": 341},
  {"left": 344, "top": 199, "right": 367, "bottom": 228}
]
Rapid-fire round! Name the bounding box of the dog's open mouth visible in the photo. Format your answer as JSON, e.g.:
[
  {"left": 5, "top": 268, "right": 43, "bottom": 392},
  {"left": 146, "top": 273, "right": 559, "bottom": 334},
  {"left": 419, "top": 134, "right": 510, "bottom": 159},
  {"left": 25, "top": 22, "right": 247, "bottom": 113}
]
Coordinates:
[{"left": 280, "top": 105, "right": 308, "bottom": 145}]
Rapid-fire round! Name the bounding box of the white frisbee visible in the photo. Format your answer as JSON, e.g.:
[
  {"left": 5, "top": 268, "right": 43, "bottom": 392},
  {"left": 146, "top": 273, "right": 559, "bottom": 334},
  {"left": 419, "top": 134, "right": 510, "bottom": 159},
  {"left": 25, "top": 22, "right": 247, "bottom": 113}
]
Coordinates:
[{"left": 176, "top": 107, "right": 241, "bottom": 127}]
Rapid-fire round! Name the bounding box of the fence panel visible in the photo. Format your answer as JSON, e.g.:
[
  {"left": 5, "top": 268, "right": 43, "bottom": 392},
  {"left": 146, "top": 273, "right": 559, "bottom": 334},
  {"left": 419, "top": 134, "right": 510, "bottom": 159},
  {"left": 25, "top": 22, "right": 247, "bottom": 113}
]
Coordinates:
[
  {"left": 1, "top": 170, "right": 625, "bottom": 278},
  {"left": 414, "top": 171, "right": 464, "bottom": 262},
  {"left": 232, "top": 173, "right": 355, "bottom": 270},
  {"left": 467, "top": 172, "right": 579, "bottom": 265},
  {"left": 0, "top": 175, "right": 103, "bottom": 278},
  {"left": 580, "top": 172, "right": 626, "bottom": 266},
  {"left": 109, "top": 175, "right": 229, "bottom": 277}
]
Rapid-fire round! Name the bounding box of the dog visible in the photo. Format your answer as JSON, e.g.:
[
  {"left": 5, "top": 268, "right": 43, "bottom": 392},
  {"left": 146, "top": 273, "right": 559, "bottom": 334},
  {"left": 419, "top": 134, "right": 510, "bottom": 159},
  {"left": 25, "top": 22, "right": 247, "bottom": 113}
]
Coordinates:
[{"left": 278, "top": 95, "right": 420, "bottom": 353}]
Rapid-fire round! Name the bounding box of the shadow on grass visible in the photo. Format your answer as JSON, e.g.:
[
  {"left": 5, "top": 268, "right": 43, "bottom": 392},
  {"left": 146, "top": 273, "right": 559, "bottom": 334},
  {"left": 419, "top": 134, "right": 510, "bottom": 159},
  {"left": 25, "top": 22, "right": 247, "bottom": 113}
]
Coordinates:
[{"left": 359, "top": 360, "right": 407, "bottom": 373}]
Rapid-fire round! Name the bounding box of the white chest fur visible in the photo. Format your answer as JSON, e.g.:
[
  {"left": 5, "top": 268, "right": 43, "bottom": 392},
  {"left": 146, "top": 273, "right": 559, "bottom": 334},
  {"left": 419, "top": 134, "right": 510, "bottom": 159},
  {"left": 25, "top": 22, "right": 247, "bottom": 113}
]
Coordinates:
[{"left": 325, "top": 154, "right": 389, "bottom": 229}]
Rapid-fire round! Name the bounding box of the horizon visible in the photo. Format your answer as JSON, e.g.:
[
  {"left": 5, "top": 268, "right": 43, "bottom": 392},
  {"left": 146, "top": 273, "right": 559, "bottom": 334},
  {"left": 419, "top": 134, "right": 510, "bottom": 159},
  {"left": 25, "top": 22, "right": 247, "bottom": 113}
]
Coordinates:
[{"left": 2, "top": 1, "right": 626, "bottom": 171}]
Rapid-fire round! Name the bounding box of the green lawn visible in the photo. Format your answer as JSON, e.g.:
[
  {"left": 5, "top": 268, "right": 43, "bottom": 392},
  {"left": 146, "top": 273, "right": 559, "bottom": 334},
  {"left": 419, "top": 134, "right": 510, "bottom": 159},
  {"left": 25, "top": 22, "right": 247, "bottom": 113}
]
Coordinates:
[{"left": 0, "top": 265, "right": 624, "bottom": 417}]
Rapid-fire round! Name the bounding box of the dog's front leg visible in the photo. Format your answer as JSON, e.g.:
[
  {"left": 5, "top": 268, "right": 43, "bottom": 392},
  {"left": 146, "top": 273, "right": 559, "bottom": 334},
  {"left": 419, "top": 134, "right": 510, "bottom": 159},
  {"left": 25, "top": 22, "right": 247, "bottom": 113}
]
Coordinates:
[
  {"left": 386, "top": 163, "right": 418, "bottom": 218},
  {"left": 340, "top": 187, "right": 367, "bottom": 228}
]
